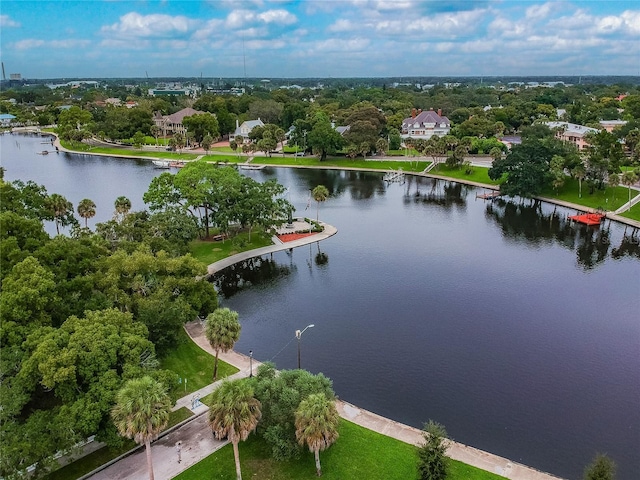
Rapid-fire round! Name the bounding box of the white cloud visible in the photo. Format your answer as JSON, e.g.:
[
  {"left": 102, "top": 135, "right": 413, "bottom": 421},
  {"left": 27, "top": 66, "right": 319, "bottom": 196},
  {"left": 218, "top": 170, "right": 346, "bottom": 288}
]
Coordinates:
[
  {"left": 13, "top": 39, "right": 45, "bottom": 50},
  {"left": 621, "top": 10, "right": 640, "bottom": 35},
  {"left": 258, "top": 9, "right": 297, "bottom": 25},
  {"left": 327, "top": 19, "right": 354, "bottom": 33},
  {"left": 49, "top": 39, "right": 91, "bottom": 49},
  {"left": 101, "top": 12, "right": 194, "bottom": 39},
  {"left": 0, "top": 14, "right": 20, "bottom": 27},
  {"left": 375, "top": 9, "right": 486, "bottom": 37}
]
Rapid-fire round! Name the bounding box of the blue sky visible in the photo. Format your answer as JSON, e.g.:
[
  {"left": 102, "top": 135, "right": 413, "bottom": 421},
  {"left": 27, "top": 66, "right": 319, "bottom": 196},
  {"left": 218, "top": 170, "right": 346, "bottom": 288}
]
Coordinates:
[{"left": 1, "top": 0, "right": 639, "bottom": 79}]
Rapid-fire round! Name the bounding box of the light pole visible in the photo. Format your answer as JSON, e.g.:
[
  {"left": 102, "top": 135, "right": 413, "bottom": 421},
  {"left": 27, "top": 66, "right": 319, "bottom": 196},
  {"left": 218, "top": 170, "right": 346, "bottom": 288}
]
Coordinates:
[
  {"left": 296, "top": 324, "right": 315, "bottom": 369},
  {"left": 249, "top": 350, "right": 253, "bottom": 378}
]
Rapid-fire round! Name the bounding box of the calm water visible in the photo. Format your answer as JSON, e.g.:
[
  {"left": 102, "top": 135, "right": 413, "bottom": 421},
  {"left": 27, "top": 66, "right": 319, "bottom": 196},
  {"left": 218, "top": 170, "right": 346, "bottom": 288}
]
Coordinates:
[{"left": 2, "top": 134, "right": 639, "bottom": 479}]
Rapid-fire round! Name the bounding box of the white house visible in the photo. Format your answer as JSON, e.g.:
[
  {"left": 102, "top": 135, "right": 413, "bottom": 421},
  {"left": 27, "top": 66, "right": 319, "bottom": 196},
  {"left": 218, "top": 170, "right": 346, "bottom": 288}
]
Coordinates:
[
  {"left": 401, "top": 108, "right": 450, "bottom": 140},
  {"left": 230, "top": 119, "right": 264, "bottom": 143}
]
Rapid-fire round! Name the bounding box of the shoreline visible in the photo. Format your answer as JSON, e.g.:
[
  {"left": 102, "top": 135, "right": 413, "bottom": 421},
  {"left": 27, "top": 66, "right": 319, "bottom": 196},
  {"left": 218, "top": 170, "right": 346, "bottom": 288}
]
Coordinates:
[{"left": 46, "top": 132, "right": 640, "bottom": 229}]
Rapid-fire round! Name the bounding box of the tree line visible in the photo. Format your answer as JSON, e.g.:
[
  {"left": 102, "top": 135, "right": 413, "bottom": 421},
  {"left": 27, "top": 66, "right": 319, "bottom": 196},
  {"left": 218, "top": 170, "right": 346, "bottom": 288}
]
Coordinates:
[{"left": 0, "top": 163, "right": 292, "bottom": 479}]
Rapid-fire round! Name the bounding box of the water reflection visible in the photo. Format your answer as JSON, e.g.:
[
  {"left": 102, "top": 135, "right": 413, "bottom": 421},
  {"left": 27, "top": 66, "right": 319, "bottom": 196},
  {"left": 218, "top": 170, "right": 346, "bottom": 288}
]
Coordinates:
[
  {"left": 213, "top": 256, "right": 294, "bottom": 298},
  {"left": 403, "top": 177, "right": 469, "bottom": 209},
  {"left": 485, "top": 198, "right": 640, "bottom": 269}
]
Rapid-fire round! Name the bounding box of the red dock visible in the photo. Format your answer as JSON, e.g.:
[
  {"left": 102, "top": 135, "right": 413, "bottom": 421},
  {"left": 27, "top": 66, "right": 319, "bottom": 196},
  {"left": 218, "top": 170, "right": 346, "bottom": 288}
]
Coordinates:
[{"left": 568, "top": 212, "right": 605, "bottom": 226}]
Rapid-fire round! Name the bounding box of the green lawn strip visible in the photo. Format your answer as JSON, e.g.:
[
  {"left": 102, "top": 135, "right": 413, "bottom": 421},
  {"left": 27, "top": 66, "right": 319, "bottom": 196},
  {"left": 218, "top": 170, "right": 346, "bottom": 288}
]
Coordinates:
[
  {"left": 174, "top": 419, "right": 503, "bottom": 480},
  {"left": 428, "top": 164, "right": 503, "bottom": 185},
  {"left": 189, "top": 231, "right": 274, "bottom": 265},
  {"left": 256, "top": 155, "right": 430, "bottom": 172},
  {"left": 44, "top": 408, "right": 193, "bottom": 480},
  {"left": 618, "top": 202, "right": 640, "bottom": 221},
  {"left": 540, "top": 177, "right": 636, "bottom": 211},
  {"left": 59, "top": 140, "right": 199, "bottom": 160},
  {"left": 160, "top": 328, "right": 239, "bottom": 395},
  {"left": 199, "top": 154, "right": 246, "bottom": 163},
  {"left": 211, "top": 146, "right": 235, "bottom": 152}
]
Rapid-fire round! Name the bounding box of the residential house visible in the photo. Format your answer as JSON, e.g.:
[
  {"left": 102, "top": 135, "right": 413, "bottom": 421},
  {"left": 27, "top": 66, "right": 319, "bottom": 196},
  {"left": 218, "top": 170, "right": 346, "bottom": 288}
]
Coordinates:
[
  {"left": 153, "top": 107, "right": 205, "bottom": 137},
  {"left": 0, "top": 113, "right": 16, "bottom": 126},
  {"left": 544, "top": 121, "right": 600, "bottom": 151},
  {"left": 401, "top": 108, "right": 450, "bottom": 140},
  {"left": 230, "top": 119, "right": 265, "bottom": 143},
  {"left": 599, "top": 120, "right": 627, "bottom": 133}
]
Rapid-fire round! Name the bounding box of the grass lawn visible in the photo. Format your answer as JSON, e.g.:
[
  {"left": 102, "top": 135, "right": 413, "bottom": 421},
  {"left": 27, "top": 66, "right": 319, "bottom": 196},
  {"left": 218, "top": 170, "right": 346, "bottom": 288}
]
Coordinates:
[
  {"left": 540, "top": 177, "right": 637, "bottom": 211},
  {"left": 60, "top": 141, "right": 199, "bottom": 160},
  {"left": 428, "top": 164, "right": 503, "bottom": 185},
  {"left": 174, "top": 419, "right": 504, "bottom": 480},
  {"left": 257, "top": 155, "right": 430, "bottom": 172},
  {"left": 189, "top": 231, "right": 274, "bottom": 266},
  {"left": 618, "top": 202, "right": 640, "bottom": 221},
  {"left": 44, "top": 408, "right": 193, "bottom": 480},
  {"left": 160, "top": 328, "right": 239, "bottom": 395}
]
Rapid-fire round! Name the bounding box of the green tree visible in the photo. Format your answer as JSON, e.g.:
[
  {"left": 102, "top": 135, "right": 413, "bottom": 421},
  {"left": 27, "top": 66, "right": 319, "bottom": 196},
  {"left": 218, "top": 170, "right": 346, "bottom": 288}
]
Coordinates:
[
  {"left": 312, "top": 185, "right": 329, "bottom": 222},
  {"left": 182, "top": 113, "right": 220, "bottom": 145},
  {"left": 489, "top": 138, "right": 564, "bottom": 197},
  {"left": 251, "top": 364, "right": 335, "bottom": 461},
  {"left": 44, "top": 193, "right": 76, "bottom": 235},
  {"left": 202, "top": 134, "right": 213, "bottom": 154},
  {"left": 417, "top": 420, "right": 449, "bottom": 480},
  {"left": 132, "top": 131, "right": 146, "bottom": 149},
  {"left": 205, "top": 308, "right": 241, "bottom": 381},
  {"left": 584, "top": 453, "right": 616, "bottom": 480},
  {"left": 77, "top": 198, "right": 96, "bottom": 227},
  {"left": 208, "top": 379, "right": 262, "bottom": 480},
  {"left": 572, "top": 163, "right": 587, "bottom": 198},
  {"left": 307, "top": 112, "right": 344, "bottom": 161},
  {"left": 114, "top": 196, "right": 132, "bottom": 222},
  {"left": 111, "top": 376, "right": 171, "bottom": 480},
  {"left": 295, "top": 393, "right": 340, "bottom": 477}
]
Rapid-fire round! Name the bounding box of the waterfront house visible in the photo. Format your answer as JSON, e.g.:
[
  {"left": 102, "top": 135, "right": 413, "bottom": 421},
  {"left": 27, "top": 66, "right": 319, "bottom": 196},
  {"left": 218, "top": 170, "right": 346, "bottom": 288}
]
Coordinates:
[
  {"left": 401, "top": 108, "right": 450, "bottom": 140},
  {"left": 544, "top": 121, "right": 600, "bottom": 151},
  {"left": 154, "top": 107, "right": 205, "bottom": 137},
  {"left": 230, "top": 119, "right": 265, "bottom": 143}
]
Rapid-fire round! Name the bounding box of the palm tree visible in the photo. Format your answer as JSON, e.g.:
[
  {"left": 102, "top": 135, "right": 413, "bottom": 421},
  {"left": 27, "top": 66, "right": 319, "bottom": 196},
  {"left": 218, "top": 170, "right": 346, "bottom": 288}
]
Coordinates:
[
  {"left": 208, "top": 379, "right": 261, "bottom": 480},
  {"left": 45, "top": 193, "right": 74, "bottom": 235},
  {"left": 312, "top": 185, "right": 329, "bottom": 222},
  {"left": 111, "top": 376, "right": 171, "bottom": 480},
  {"left": 205, "top": 308, "right": 241, "bottom": 381},
  {"left": 114, "top": 196, "right": 132, "bottom": 222},
  {"left": 607, "top": 173, "right": 620, "bottom": 201},
  {"left": 295, "top": 393, "right": 340, "bottom": 477},
  {"left": 77, "top": 198, "right": 96, "bottom": 227},
  {"left": 621, "top": 170, "right": 639, "bottom": 211},
  {"left": 572, "top": 164, "right": 586, "bottom": 198}
]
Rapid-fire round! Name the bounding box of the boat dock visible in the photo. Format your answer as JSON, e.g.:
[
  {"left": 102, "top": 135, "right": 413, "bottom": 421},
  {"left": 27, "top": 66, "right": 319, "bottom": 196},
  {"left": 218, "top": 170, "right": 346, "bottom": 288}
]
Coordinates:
[
  {"left": 476, "top": 191, "right": 501, "bottom": 200},
  {"left": 384, "top": 169, "right": 405, "bottom": 183},
  {"left": 568, "top": 212, "right": 605, "bottom": 226}
]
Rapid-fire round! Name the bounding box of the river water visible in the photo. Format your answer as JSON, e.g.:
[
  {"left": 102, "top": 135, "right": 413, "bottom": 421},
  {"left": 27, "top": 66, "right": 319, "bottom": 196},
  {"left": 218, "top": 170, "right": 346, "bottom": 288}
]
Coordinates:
[{"left": 2, "top": 133, "right": 639, "bottom": 479}]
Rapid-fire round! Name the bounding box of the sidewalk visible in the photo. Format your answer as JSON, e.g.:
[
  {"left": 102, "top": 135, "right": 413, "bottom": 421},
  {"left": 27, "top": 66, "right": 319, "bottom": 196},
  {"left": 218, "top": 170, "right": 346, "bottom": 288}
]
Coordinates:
[{"left": 86, "top": 320, "right": 563, "bottom": 480}]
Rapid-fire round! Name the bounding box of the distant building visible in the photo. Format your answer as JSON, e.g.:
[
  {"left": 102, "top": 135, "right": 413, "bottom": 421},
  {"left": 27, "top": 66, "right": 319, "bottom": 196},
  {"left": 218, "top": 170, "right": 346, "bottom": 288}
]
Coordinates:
[
  {"left": 401, "top": 108, "right": 450, "bottom": 140},
  {"left": 230, "top": 119, "right": 265, "bottom": 143},
  {"left": 544, "top": 121, "right": 600, "bottom": 151},
  {"left": 148, "top": 88, "right": 194, "bottom": 97},
  {"left": 599, "top": 120, "right": 627, "bottom": 133},
  {"left": 0, "top": 113, "right": 16, "bottom": 126},
  {"left": 154, "top": 107, "right": 205, "bottom": 136}
]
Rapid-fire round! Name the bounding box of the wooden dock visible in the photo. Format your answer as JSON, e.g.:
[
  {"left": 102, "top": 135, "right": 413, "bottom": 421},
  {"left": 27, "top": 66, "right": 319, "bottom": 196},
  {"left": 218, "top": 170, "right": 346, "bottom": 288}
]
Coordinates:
[{"left": 476, "top": 191, "right": 501, "bottom": 200}]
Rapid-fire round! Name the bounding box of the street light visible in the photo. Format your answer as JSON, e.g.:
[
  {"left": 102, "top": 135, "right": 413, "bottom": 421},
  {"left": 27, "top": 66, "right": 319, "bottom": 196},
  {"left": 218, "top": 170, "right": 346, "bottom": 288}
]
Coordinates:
[
  {"left": 249, "top": 350, "right": 253, "bottom": 377},
  {"left": 296, "top": 324, "right": 315, "bottom": 369}
]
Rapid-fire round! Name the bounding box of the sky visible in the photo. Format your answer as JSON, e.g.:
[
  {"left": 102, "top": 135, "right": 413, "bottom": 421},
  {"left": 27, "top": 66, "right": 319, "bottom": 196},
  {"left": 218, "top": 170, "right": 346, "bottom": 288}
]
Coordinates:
[{"left": 0, "top": 0, "right": 639, "bottom": 79}]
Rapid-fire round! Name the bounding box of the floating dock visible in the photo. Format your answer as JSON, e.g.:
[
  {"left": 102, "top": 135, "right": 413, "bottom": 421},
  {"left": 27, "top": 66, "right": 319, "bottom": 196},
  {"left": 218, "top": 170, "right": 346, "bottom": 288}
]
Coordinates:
[{"left": 568, "top": 212, "right": 605, "bottom": 226}]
